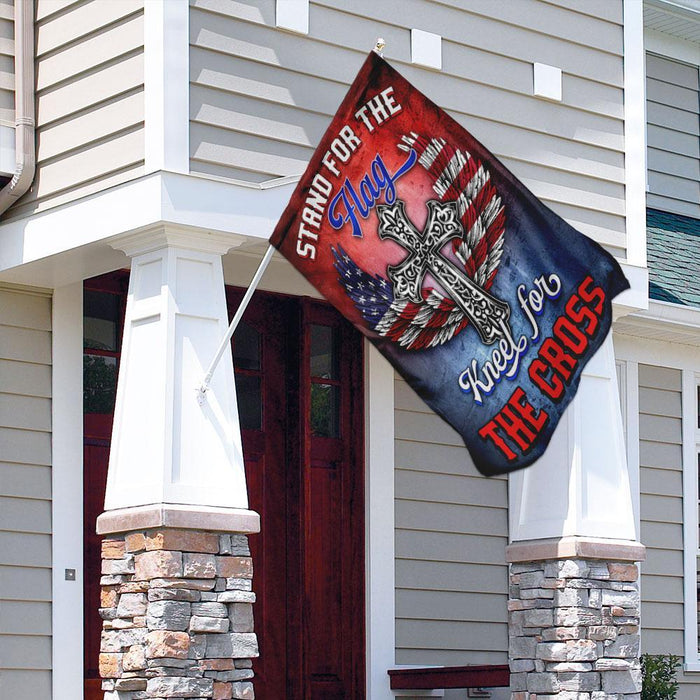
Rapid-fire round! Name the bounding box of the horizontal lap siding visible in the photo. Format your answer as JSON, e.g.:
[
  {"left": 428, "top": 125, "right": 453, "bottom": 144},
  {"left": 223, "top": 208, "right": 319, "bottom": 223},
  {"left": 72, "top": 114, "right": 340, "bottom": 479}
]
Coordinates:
[
  {"left": 189, "top": 0, "right": 627, "bottom": 256},
  {"left": 646, "top": 53, "right": 700, "bottom": 218},
  {"left": 638, "top": 365, "right": 685, "bottom": 657},
  {"left": 6, "top": 0, "right": 145, "bottom": 220},
  {"left": 0, "top": 287, "right": 52, "bottom": 699},
  {"left": 0, "top": 0, "right": 13, "bottom": 128},
  {"left": 394, "top": 375, "right": 508, "bottom": 665}
]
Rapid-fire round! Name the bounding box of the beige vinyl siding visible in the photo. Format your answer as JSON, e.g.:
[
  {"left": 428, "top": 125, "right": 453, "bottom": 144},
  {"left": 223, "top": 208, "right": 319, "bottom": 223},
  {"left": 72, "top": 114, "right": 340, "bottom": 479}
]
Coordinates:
[
  {"left": 394, "top": 375, "right": 508, "bottom": 666},
  {"left": 646, "top": 53, "right": 700, "bottom": 218},
  {"left": 189, "top": 0, "right": 627, "bottom": 257},
  {"left": 6, "top": 0, "right": 145, "bottom": 220},
  {"left": 0, "top": 286, "right": 52, "bottom": 699},
  {"left": 0, "top": 0, "right": 13, "bottom": 127}
]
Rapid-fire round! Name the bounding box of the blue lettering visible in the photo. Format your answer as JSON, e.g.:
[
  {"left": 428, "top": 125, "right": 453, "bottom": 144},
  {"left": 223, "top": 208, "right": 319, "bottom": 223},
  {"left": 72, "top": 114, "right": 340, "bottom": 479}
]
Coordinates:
[{"left": 328, "top": 150, "right": 417, "bottom": 237}]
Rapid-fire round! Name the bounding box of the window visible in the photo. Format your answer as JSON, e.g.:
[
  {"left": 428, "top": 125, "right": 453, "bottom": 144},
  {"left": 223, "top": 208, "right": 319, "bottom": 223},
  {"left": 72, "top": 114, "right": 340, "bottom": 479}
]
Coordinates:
[{"left": 83, "top": 288, "right": 121, "bottom": 415}]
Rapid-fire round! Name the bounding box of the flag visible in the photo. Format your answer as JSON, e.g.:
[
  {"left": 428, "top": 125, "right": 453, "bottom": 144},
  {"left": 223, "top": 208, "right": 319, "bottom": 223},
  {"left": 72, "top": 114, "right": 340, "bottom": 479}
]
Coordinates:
[{"left": 270, "top": 51, "right": 629, "bottom": 476}]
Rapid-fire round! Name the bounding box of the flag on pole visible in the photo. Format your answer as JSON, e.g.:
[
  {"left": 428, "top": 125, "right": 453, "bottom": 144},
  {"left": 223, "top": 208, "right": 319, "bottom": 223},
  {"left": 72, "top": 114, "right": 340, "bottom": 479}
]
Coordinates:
[{"left": 270, "top": 51, "right": 629, "bottom": 476}]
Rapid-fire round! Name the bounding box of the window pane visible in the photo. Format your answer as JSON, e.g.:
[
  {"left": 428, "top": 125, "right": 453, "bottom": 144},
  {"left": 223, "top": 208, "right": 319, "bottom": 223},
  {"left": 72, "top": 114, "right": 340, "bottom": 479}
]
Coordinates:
[
  {"left": 84, "top": 354, "right": 118, "bottom": 414},
  {"left": 311, "top": 324, "right": 338, "bottom": 379},
  {"left": 84, "top": 290, "right": 119, "bottom": 351},
  {"left": 311, "top": 383, "right": 340, "bottom": 438},
  {"left": 236, "top": 374, "right": 262, "bottom": 431},
  {"left": 234, "top": 322, "right": 261, "bottom": 371}
]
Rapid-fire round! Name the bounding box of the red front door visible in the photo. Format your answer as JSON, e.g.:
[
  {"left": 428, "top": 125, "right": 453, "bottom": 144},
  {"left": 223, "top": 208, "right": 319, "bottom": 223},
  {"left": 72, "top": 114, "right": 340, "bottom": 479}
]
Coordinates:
[
  {"left": 83, "top": 278, "right": 365, "bottom": 699},
  {"left": 229, "top": 290, "right": 365, "bottom": 699}
]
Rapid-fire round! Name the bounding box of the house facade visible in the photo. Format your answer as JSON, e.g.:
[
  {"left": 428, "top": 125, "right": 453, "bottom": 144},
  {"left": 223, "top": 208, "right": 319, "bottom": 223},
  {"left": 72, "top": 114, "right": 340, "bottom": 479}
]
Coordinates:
[{"left": 0, "top": 1, "right": 698, "bottom": 698}]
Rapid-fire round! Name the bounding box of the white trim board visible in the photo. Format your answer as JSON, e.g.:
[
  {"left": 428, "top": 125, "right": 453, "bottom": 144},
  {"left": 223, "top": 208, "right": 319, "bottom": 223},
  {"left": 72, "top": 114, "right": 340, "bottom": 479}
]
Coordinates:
[
  {"left": 0, "top": 172, "right": 297, "bottom": 286},
  {"left": 615, "top": 356, "right": 641, "bottom": 539},
  {"left": 681, "top": 369, "right": 699, "bottom": 669},
  {"left": 624, "top": 0, "right": 648, "bottom": 268},
  {"left": 645, "top": 26, "right": 700, "bottom": 65},
  {"left": 51, "top": 283, "right": 84, "bottom": 699},
  {"left": 627, "top": 361, "right": 641, "bottom": 539},
  {"left": 144, "top": 0, "right": 189, "bottom": 174},
  {"left": 0, "top": 123, "right": 16, "bottom": 176},
  {"left": 614, "top": 329, "right": 700, "bottom": 368},
  {"left": 365, "top": 343, "right": 396, "bottom": 699}
]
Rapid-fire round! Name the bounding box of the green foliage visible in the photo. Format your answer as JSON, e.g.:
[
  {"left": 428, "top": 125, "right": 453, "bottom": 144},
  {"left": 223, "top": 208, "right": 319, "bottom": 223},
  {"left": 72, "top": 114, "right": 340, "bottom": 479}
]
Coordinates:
[
  {"left": 84, "top": 354, "right": 118, "bottom": 414},
  {"left": 641, "top": 654, "right": 681, "bottom": 700}
]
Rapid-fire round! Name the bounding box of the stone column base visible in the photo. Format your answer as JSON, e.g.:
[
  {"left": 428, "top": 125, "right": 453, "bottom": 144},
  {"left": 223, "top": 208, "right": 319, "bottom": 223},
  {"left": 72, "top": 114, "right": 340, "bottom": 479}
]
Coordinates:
[
  {"left": 98, "top": 527, "right": 258, "bottom": 700},
  {"left": 507, "top": 538, "right": 645, "bottom": 700}
]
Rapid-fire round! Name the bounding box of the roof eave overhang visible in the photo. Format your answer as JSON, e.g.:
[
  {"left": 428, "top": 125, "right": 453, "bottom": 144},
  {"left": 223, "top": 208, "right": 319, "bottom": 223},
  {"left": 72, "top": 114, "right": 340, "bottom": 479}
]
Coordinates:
[{"left": 614, "top": 298, "right": 700, "bottom": 346}]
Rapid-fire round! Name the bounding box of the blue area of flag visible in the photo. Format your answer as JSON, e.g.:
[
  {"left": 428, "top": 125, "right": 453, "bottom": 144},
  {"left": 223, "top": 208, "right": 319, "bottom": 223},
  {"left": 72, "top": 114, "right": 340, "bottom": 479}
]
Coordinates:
[{"left": 331, "top": 245, "right": 393, "bottom": 329}]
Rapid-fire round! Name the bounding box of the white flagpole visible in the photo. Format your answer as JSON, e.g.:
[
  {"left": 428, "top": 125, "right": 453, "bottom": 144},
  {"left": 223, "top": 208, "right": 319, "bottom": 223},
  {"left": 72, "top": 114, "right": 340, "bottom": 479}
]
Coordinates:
[{"left": 197, "top": 244, "right": 275, "bottom": 403}]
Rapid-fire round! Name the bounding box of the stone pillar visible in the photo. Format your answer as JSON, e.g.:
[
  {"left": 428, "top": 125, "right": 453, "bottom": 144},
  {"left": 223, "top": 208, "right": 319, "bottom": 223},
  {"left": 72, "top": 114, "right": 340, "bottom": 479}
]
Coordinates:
[
  {"left": 96, "top": 226, "right": 261, "bottom": 698},
  {"left": 508, "top": 539, "right": 645, "bottom": 699},
  {"left": 97, "top": 526, "right": 257, "bottom": 700},
  {"left": 507, "top": 335, "right": 645, "bottom": 699}
]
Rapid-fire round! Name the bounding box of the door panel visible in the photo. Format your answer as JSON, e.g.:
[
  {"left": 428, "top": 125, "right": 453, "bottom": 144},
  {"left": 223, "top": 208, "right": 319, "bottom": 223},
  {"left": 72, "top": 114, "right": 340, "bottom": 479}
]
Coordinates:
[
  {"left": 229, "top": 289, "right": 293, "bottom": 699},
  {"left": 302, "top": 301, "right": 365, "bottom": 700}
]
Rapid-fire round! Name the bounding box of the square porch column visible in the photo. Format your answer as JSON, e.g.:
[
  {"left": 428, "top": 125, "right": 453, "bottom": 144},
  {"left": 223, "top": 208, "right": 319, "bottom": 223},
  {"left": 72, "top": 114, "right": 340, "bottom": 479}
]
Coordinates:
[
  {"left": 95, "top": 226, "right": 260, "bottom": 700},
  {"left": 507, "top": 335, "right": 645, "bottom": 699}
]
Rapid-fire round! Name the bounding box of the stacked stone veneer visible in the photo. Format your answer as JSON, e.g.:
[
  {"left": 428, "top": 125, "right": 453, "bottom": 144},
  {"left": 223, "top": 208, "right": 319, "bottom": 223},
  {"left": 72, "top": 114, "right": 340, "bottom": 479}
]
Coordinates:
[
  {"left": 99, "top": 528, "right": 257, "bottom": 699},
  {"left": 509, "top": 558, "right": 641, "bottom": 699}
]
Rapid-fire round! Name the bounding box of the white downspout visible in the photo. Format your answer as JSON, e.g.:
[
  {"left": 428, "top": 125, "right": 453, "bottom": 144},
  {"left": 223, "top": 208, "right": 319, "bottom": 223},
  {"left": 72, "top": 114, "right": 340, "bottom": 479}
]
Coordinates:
[{"left": 0, "top": 0, "right": 35, "bottom": 215}]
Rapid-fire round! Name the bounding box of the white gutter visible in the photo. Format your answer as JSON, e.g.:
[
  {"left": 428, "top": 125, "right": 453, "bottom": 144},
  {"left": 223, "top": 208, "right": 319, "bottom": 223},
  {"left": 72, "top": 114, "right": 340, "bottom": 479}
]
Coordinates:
[
  {"left": 645, "top": 0, "right": 700, "bottom": 22},
  {"left": 0, "top": 0, "right": 35, "bottom": 215}
]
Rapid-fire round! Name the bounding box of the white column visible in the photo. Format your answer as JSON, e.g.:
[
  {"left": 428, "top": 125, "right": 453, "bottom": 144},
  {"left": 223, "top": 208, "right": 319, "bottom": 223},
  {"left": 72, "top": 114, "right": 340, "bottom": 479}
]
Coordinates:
[
  {"left": 101, "top": 227, "right": 254, "bottom": 522},
  {"left": 509, "top": 333, "right": 638, "bottom": 547}
]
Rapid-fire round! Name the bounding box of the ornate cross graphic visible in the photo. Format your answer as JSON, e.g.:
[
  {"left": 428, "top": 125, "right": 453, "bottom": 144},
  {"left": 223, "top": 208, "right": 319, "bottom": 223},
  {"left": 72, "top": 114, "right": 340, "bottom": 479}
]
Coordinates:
[{"left": 376, "top": 199, "right": 510, "bottom": 345}]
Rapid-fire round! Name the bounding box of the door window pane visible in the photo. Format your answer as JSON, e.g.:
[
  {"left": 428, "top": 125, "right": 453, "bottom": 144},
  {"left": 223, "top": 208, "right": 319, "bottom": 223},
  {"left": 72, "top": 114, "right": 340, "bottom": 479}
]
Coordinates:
[
  {"left": 84, "top": 290, "right": 119, "bottom": 351},
  {"left": 234, "top": 322, "right": 262, "bottom": 430},
  {"left": 311, "top": 383, "right": 340, "bottom": 438},
  {"left": 310, "top": 324, "right": 340, "bottom": 438},
  {"left": 234, "top": 322, "right": 261, "bottom": 371},
  {"left": 84, "top": 354, "right": 118, "bottom": 414},
  {"left": 235, "top": 374, "right": 262, "bottom": 431},
  {"left": 311, "top": 325, "right": 338, "bottom": 379}
]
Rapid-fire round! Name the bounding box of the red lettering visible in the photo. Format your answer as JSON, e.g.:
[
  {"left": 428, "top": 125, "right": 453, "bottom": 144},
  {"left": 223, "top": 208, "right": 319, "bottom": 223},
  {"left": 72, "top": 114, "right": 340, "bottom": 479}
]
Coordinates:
[
  {"left": 529, "top": 358, "right": 564, "bottom": 400},
  {"left": 479, "top": 388, "right": 551, "bottom": 460},
  {"left": 553, "top": 316, "right": 588, "bottom": 355},
  {"left": 578, "top": 275, "right": 605, "bottom": 314},
  {"left": 539, "top": 338, "right": 576, "bottom": 382},
  {"left": 512, "top": 386, "right": 548, "bottom": 432},
  {"left": 529, "top": 276, "right": 607, "bottom": 404},
  {"left": 479, "top": 419, "right": 518, "bottom": 460},
  {"left": 494, "top": 403, "right": 536, "bottom": 451},
  {"left": 565, "top": 293, "right": 597, "bottom": 337}
]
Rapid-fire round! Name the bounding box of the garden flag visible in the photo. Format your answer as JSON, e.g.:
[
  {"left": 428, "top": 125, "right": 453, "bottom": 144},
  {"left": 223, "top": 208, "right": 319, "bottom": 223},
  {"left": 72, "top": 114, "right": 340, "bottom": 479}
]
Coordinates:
[{"left": 270, "top": 51, "right": 629, "bottom": 476}]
